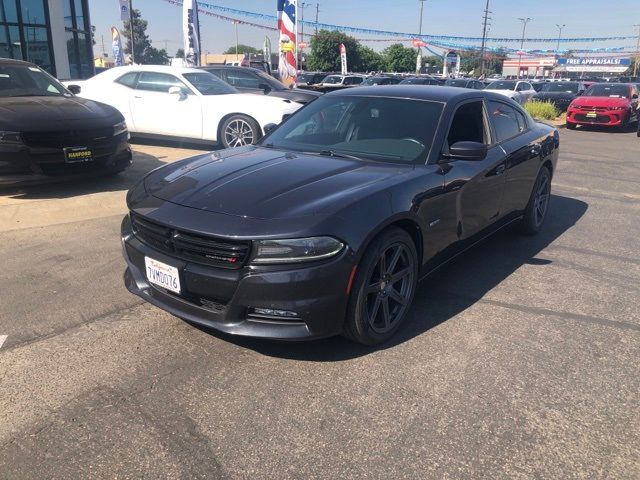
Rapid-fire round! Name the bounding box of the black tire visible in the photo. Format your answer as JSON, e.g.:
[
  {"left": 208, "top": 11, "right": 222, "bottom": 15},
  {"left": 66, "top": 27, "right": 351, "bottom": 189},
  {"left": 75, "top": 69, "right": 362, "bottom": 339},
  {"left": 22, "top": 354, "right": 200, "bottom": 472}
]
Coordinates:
[
  {"left": 566, "top": 123, "right": 576, "bottom": 130},
  {"left": 516, "top": 167, "right": 551, "bottom": 236},
  {"left": 343, "top": 227, "right": 418, "bottom": 345},
  {"left": 219, "top": 114, "right": 260, "bottom": 149}
]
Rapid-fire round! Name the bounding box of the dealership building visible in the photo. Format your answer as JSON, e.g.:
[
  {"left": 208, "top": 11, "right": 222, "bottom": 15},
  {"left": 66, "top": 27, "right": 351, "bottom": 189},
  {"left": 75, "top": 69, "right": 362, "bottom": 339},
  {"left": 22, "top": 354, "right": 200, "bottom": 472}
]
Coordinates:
[{"left": 1, "top": 0, "right": 93, "bottom": 79}]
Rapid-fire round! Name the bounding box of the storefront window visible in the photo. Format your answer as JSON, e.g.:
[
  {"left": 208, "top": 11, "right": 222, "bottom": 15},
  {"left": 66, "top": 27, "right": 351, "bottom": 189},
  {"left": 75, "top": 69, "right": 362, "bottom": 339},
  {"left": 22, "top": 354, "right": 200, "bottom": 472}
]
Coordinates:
[
  {"left": 20, "top": 0, "right": 44, "bottom": 25},
  {"left": 64, "top": 0, "right": 93, "bottom": 79},
  {"left": 0, "top": 0, "right": 18, "bottom": 23}
]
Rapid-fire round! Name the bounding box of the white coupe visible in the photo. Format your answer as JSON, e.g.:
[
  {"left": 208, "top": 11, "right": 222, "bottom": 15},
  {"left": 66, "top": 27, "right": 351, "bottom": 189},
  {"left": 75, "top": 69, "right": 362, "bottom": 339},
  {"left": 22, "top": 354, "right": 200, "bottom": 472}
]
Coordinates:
[
  {"left": 64, "top": 66, "right": 301, "bottom": 148},
  {"left": 483, "top": 80, "right": 537, "bottom": 105}
]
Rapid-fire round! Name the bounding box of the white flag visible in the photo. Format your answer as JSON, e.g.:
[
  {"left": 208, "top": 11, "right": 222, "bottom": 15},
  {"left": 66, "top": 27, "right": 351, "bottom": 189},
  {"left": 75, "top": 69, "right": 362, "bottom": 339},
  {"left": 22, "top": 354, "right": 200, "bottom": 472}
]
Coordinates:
[
  {"left": 119, "top": 0, "right": 129, "bottom": 22},
  {"left": 183, "top": 0, "right": 201, "bottom": 67}
]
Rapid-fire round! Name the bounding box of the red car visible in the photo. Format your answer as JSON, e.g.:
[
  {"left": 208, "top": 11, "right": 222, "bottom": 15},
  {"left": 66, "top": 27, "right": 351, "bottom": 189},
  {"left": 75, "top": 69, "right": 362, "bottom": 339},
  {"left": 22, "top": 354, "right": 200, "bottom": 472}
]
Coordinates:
[{"left": 566, "top": 83, "right": 639, "bottom": 130}]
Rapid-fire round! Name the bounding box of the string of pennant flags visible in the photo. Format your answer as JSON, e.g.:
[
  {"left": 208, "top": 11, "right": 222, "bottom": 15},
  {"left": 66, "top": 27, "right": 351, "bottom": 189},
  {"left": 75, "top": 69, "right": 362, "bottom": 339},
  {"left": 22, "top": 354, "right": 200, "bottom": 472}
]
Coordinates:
[{"left": 162, "top": 0, "right": 635, "bottom": 56}]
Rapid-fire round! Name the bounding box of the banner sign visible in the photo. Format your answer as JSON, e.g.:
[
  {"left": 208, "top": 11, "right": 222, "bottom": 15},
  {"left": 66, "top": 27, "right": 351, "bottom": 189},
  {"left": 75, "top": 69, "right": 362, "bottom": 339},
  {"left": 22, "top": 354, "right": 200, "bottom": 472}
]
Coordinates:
[
  {"left": 263, "top": 36, "right": 272, "bottom": 66},
  {"left": 111, "top": 26, "right": 125, "bottom": 66},
  {"left": 119, "top": 0, "right": 129, "bottom": 21},
  {"left": 557, "top": 57, "right": 631, "bottom": 72},
  {"left": 340, "top": 43, "right": 347, "bottom": 74},
  {"left": 277, "top": 0, "right": 297, "bottom": 86},
  {"left": 183, "top": 0, "right": 201, "bottom": 67}
]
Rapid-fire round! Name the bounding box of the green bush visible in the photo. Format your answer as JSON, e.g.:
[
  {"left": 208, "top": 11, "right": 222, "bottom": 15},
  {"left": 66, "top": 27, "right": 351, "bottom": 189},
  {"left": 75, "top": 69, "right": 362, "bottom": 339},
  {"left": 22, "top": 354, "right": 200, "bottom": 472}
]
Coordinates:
[{"left": 524, "top": 100, "right": 560, "bottom": 121}]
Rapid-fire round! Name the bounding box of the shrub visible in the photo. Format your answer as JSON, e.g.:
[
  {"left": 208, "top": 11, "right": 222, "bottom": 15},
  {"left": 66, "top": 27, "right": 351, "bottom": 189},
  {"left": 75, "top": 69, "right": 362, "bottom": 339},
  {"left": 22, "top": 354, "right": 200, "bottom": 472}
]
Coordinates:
[{"left": 524, "top": 100, "right": 560, "bottom": 121}]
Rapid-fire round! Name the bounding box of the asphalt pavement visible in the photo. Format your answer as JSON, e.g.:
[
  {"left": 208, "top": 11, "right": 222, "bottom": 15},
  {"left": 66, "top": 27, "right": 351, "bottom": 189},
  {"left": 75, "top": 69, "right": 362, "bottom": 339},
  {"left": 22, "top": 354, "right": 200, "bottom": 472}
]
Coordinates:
[{"left": 0, "top": 130, "right": 638, "bottom": 479}]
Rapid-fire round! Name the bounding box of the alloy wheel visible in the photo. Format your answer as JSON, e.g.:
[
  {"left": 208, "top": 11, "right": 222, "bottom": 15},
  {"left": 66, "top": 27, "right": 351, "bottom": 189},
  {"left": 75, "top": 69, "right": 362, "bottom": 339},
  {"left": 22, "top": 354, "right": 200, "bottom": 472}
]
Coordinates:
[
  {"left": 224, "top": 119, "right": 254, "bottom": 147},
  {"left": 534, "top": 173, "right": 550, "bottom": 227},
  {"left": 364, "top": 243, "right": 415, "bottom": 334}
]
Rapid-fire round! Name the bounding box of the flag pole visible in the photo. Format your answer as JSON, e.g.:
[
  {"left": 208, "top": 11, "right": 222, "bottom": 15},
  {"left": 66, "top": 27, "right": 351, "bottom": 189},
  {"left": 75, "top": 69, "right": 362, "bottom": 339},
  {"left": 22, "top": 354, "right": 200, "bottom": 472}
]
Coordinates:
[{"left": 128, "top": 0, "right": 135, "bottom": 64}]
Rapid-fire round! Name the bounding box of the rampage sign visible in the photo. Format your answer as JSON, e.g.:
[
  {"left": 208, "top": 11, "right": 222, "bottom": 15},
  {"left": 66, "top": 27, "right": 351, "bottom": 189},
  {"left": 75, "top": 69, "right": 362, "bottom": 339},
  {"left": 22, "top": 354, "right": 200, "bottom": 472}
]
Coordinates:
[
  {"left": 182, "top": 0, "right": 201, "bottom": 67},
  {"left": 558, "top": 57, "right": 630, "bottom": 73}
]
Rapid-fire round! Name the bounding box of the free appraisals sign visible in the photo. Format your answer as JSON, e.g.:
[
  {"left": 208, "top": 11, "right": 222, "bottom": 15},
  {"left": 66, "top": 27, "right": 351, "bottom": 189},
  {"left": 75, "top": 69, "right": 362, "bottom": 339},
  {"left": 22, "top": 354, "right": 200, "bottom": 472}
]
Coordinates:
[{"left": 558, "top": 57, "right": 631, "bottom": 73}]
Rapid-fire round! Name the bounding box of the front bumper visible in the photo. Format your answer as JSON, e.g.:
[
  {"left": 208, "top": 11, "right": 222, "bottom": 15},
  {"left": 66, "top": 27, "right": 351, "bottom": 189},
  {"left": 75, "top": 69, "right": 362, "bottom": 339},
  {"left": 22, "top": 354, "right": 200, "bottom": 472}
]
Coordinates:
[
  {"left": 121, "top": 215, "right": 354, "bottom": 340},
  {"left": 0, "top": 133, "right": 132, "bottom": 185},
  {"left": 567, "top": 108, "right": 630, "bottom": 127}
]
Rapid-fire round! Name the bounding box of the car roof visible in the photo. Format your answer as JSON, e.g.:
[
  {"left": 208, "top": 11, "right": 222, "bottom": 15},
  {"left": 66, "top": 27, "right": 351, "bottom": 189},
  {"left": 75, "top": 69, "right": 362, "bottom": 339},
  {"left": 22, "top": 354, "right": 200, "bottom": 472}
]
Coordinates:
[
  {"left": 0, "top": 58, "right": 36, "bottom": 67},
  {"left": 327, "top": 85, "right": 511, "bottom": 103}
]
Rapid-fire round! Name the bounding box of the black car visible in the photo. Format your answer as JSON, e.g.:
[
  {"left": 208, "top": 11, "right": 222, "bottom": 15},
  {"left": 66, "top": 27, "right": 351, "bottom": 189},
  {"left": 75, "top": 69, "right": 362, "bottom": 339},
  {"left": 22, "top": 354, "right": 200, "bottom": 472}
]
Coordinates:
[
  {"left": 533, "top": 81, "right": 586, "bottom": 112},
  {"left": 444, "top": 78, "right": 485, "bottom": 90},
  {"left": 121, "top": 86, "right": 559, "bottom": 345},
  {"left": 362, "top": 76, "right": 403, "bottom": 86},
  {"left": 296, "top": 72, "right": 330, "bottom": 88},
  {"left": 200, "top": 65, "right": 322, "bottom": 104},
  {"left": 0, "top": 58, "right": 131, "bottom": 185},
  {"left": 400, "top": 76, "right": 443, "bottom": 86}
]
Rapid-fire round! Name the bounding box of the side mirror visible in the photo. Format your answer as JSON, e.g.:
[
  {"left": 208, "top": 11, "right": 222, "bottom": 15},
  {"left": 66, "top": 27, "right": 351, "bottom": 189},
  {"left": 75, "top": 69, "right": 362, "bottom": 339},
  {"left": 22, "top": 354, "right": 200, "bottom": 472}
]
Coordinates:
[
  {"left": 444, "top": 141, "right": 488, "bottom": 161},
  {"left": 67, "top": 84, "right": 81, "bottom": 94},
  {"left": 577, "top": 90, "right": 584, "bottom": 96},
  {"left": 263, "top": 123, "right": 278, "bottom": 134},
  {"left": 168, "top": 86, "right": 186, "bottom": 99},
  {"left": 282, "top": 113, "right": 292, "bottom": 122},
  {"left": 633, "top": 93, "right": 638, "bottom": 99},
  {"left": 258, "top": 83, "right": 272, "bottom": 94}
]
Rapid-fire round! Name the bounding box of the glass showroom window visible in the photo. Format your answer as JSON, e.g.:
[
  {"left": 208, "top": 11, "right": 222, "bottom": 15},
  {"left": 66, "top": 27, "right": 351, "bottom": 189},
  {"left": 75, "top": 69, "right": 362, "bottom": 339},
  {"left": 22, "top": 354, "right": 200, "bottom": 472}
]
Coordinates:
[
  {"left": 0, "top": 0, "right": 54, "bottom": 74},
  {"left": 64, "top": 0, "right": 93, "bottom": 78}
]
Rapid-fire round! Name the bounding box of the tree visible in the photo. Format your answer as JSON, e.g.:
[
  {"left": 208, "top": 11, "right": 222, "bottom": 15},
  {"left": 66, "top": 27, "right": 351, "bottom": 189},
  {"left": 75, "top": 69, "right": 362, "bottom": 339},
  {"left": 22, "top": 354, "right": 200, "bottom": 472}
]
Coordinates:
[
  {"left": 223, "top": 44, "right": 259, "bottom": 55},
  {"left": 122, "top": 9, "right": 168, "bottom": 65},
  {"left": 355, "top": 45, "right": 385, "bottom": 72},
  {"left": 175, "top": 48, "right": 185, "bottom": 59},
  {"left": 382, "top": 44, "right": 418, "bottom": 73},
  {"left": 307, "top": 30, "right": 360, "bottom": 72}
]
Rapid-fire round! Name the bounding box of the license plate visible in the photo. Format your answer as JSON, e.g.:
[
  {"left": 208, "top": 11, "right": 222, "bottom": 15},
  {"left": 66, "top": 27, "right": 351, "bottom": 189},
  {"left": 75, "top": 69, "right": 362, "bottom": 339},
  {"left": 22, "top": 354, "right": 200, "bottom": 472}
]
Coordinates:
[
  {"left": 64, "top": 146, "right": 93, "bottom": 163},
  {"left": 145, "top": 257, "right": 181, "bottom": 294},
  {"left": 586, "top": 112, "right": 597, "bottom": 118}
]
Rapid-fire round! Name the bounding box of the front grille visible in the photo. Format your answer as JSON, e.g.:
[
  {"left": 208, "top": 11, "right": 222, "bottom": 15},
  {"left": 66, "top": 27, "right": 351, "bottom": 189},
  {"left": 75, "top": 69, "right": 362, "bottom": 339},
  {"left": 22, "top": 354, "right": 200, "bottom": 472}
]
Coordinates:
[
  {"left": 577, "top": 106, "right": 607, "bottom": 112},
  {"left": 574, "top": 114, "right": 611, "bottom": 123},
  {"left": 22, "top": 127, "right": 116, "bottom": 149},
  {"left": 130, "top": 213, "right": 251, "bottom": 269}
]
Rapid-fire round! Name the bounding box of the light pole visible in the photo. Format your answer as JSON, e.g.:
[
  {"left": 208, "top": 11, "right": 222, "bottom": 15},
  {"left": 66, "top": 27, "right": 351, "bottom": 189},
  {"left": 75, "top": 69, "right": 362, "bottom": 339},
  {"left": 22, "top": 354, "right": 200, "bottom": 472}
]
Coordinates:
[
  {"left": 517, "top": 17, "right": 532, "bottom": 78},
  {"left": 416, "top": 0, "right": 426, "bottom": 74},
  {"left": 634, "top": 24, "right": 640, "bottom": 77},
  {"left": 555, "top": 24, "right": 565, "bottom": 53}
]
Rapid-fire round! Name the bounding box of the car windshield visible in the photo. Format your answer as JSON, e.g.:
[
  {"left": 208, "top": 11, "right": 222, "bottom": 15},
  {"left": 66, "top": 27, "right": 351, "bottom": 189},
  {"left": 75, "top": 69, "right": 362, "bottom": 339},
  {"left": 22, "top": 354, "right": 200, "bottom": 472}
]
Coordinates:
[
  {"left": 254, "top": 70, "right": 286, "bottom": 90},
  {"left": 297, "top": 73, "right": 318, "bottom": 83},
  {"left": 261, "top": 95, "right": 443, "bottom": 164},
  {"left": 322, "top": 75, "right": 343, "bottom": 84},
  {"left": 585, "top": 84, "right": 630, "bottom": 98},
  {"left": 445, "top": 79, "right": 468, "bottom": 87},
  {"left": 487, "top": 80, "right": 517, "bottom": 91},
  {"left": 362, "top": 77, "right": 388, "bottom": 85},
  {"left": 0, "top": 63, "right": 68, "bottom": 97},
  {"left": 182, "top": 72, "right": 238, "bottom": 95},
  {"left": 541, "top": 82, "right": 579, "bottom": 93}
]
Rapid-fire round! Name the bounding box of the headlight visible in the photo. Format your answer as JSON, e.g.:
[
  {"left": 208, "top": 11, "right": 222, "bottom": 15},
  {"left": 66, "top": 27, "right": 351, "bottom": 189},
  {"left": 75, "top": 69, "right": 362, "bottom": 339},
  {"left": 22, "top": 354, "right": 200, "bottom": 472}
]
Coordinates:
[
  {"left": 610, "top": 106, "right": 627, "bottom": 111},
  {"left": 113, "top": 121, "right": 128, "bottom": 136},
  {"left": 0, "top": 131, "right": 22, "bottom": 145},
  {"left": 251, "top": 237, "right": 344, "bottom": 264}
]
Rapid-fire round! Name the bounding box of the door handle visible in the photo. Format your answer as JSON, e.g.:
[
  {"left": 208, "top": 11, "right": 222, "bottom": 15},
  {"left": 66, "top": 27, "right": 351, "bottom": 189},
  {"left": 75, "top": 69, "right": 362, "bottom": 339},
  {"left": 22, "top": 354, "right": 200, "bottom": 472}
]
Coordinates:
[{"left": 495, "top": 164, "right": 506, "bottom": 176}]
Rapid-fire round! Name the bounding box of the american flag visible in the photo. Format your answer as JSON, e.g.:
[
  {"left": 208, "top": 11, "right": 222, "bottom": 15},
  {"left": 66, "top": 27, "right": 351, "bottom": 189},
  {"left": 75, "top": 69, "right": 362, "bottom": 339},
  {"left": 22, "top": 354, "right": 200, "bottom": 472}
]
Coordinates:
[{"left": 277, "top": 0, "right": 297, "bottom": 85}]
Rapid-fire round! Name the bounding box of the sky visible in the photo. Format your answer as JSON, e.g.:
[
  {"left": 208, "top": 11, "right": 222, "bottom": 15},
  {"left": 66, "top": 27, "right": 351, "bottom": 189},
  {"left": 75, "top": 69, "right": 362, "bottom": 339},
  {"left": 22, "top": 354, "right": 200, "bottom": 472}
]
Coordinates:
[{"left": 89, "top": 0, "right": 638, "bottom": 58}]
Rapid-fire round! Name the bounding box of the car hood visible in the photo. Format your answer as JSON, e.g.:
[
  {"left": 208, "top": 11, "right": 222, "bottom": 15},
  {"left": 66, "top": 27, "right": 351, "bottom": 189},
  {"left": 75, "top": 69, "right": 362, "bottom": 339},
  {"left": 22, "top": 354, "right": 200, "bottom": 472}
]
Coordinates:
[
  {"left": 0, "top": 95, "right": 121, "bottom": 131},
  {"left": 534, "top": 92, "right": 576, "bottom": 101},
  {"left": 143, "top": 146, "right": 413, "bottom": 220},
  {"left": 570, "top": 96, "right": 630, "bottom": 108}
]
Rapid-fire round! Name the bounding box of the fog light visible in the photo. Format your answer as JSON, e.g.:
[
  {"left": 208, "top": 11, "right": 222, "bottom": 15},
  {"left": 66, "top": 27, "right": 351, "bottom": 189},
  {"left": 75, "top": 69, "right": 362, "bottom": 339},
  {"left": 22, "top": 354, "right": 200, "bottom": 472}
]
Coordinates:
[{"left": 252, "top": 307, "right": 298, "bottom": 318}]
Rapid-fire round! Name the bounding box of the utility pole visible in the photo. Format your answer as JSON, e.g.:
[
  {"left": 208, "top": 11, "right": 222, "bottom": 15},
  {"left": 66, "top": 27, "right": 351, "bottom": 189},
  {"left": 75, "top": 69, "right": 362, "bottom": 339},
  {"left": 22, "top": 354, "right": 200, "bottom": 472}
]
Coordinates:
[
  {"left": 479, "top": 0, "right": 490, "bottom": 77},
  {"left": 416, "top": 0, "right": 426, "bottom": 74},
  {"left": 517, "top": 17, "right": 532, "bottom": 79},
  {"left": 101, "top": 34, "right": 106, "bottom": 56},
  {"left": 299, "top": 2, "right": 308, "bottom": 69},
  {"left": 315, "top": 3, "right": 320, "bottom": 35},
  {"left": 555, "top": 24, "right": 565, "bottom": 53},
  {"left": 128, "top": 0, "right": 135, "bottom": 64},
  {"left": 634, "top": 24, "right": 640, "bottom": 77}
]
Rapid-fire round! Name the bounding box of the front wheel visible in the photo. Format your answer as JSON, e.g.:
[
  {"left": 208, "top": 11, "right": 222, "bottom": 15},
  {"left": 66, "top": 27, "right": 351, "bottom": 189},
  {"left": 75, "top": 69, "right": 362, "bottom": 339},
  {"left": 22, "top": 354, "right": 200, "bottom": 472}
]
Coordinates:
[
  {"left": 343, "top": 228, "right": 418, "bottom": 345},
  {"left": 566, "top": 122, "right": 576, "bottom": 130},
  {"left": 516, "top": 167, "right": 551, "bottom": 236},
  {"left": 219, "top": 114, "right": 260, "bottom": 149}
]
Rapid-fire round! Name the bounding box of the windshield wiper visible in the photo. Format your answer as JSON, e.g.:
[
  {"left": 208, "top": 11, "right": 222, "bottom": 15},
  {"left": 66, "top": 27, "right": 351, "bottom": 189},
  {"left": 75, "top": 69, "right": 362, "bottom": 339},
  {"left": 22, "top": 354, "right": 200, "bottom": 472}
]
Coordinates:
[{"left": 318, "top": 150, "right": 365, "bottom": 161}]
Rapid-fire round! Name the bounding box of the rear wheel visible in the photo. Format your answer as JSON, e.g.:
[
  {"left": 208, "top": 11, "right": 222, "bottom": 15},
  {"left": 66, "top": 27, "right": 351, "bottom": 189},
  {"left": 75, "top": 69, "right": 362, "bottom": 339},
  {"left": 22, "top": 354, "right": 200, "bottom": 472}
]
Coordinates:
[
  {"left": 343, "top": 228, "right": 418, "bottom": 345},
  {"left": 219, "top": 114, "right": 260, "bottom": 148},
  {"left": 516, "top": 167, "right": 551, "bottom": 235}
]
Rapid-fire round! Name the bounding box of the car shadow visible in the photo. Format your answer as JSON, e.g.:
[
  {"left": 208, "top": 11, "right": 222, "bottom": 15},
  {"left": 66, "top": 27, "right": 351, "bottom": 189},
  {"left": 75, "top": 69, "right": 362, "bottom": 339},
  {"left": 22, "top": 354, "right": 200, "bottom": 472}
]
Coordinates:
[
  {"left": 574, "top": 123, "right": 638, "bottom": 134},
  {"left": 191, "top": 194, "right": 589, "bottom": 361},
  {"left": 0, "top": 151, "right": 168, "bottom": 200}
]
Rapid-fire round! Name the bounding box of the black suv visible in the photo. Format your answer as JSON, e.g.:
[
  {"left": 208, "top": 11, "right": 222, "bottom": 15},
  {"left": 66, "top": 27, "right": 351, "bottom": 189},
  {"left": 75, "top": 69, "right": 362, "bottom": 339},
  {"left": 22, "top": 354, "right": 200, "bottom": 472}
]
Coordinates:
[
  {"left": 200, "top": 66, "right": 321, "bottom": 105},
  {"left": 0, "top": 58, "right": 131, "bottom": 185}
]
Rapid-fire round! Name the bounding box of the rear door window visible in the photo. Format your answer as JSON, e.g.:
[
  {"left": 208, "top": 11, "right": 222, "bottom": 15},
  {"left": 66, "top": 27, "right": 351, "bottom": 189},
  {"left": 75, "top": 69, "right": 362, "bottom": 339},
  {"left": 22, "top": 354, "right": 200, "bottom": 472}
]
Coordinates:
[
  {"left": 487, "top": 100, "right": 522, "bottom": 142},
  {"left": 136, "top": 72, "right": 191, "bottom": 94},
  {"left": 115, "top": 72, "right": 138, "bottom": 88}
]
